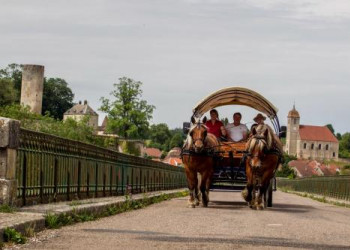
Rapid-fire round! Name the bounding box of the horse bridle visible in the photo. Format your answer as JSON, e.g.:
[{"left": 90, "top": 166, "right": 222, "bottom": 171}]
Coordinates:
[
  {"left": 247, "top": 134, "right": 268, "bottom": 163},
  {"left": 190, "top": 124, "right": 208, "bottom": 150}
]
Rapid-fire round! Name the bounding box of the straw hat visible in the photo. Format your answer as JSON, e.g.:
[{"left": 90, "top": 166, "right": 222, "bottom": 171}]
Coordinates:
[{"left": 253, "top": 113, "right": 266, "bottom": 122}]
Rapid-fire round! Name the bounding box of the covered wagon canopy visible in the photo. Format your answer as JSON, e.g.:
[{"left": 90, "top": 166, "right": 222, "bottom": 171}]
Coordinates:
[{"left": 192, "top": 87, "right": 281, "bottom": 134}]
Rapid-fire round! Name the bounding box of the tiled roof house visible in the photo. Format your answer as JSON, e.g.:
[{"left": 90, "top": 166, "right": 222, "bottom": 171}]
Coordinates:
[{"left": 284, "top": 105, "right": 339, "bottom": 160}]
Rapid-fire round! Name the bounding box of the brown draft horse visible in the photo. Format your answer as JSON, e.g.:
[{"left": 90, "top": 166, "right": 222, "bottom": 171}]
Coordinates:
[
  {"left": 242, "top": 124, "right": 282, "bottom": 210},
  {"left": 182, "top": 116, "right": 220, "bottom": 208}
]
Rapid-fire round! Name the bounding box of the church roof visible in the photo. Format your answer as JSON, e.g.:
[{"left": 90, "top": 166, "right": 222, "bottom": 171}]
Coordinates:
[
  {"left": 64, "top": 101, "right": 98, "bottom": 116},
  {"left": 299, "top": 125, "right": 338, "bottom": 143},
  {"left": 288, "top": 105, "right": 300, "bottom": 118}
]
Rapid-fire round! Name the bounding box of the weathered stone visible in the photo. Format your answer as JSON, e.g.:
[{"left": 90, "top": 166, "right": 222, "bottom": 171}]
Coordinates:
[
  {"left": 0, "top": 117, "right": 20, "bottom": 149},
  {"left": 0, "top": 179, "right": 17, "bottom": 205},
  {"left": 0, "top": 117, "right": 19, "bottom": 205},
  {"left": 20, "top": 64, "right": 45, "bottom": 114}
]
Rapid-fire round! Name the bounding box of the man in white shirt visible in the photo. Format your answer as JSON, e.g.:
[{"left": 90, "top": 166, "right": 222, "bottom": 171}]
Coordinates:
[{"left": 225, "top": 112, "right": 248, "bottom": 142}]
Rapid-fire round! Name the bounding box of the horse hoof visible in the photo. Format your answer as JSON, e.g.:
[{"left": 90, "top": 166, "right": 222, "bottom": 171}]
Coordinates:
[
  {"left": 188, "top": 203, "right": 196, "bottom": 208},
  {"left": 242, "top": 189, "right": 248, "bottom": 201},
  {"left": 195, "top": 200, "right": 200, "bottom": 206},
  {"left": 256, "top": 205, "right": 264, "bottom": 210}
]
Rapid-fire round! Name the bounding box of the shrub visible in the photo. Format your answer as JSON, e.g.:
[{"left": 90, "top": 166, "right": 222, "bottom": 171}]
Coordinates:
[{"left": 3, "top": 228, "right": 26, "bottom": 244}]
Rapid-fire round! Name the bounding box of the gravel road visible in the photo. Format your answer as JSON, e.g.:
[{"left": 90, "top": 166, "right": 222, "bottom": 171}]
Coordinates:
[{"left": 10, "top": 191, "right": 350, "bottom": 250}]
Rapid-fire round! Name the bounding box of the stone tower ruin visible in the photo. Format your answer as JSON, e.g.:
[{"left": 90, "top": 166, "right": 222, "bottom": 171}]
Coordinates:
[{"left": 20, "top": 65, "right": 45, "bottom": 114}]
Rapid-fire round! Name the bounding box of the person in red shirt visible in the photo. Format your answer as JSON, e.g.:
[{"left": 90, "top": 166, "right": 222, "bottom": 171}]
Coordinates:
[{"left": 205, "top": 109, "right": 227, "bottom": 139}]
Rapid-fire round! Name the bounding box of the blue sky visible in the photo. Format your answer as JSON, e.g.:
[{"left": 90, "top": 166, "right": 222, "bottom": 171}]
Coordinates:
[{"left": 1, "top": 0, "right": 349, "bottom": 133}]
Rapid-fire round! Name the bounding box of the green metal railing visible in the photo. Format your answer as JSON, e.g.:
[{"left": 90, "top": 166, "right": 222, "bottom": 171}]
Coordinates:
[
  {"left": 277, "top": 176, "right": 350, "bottom": 201},
  {"left": 16, "top": 128, "right": 187, "bottom": 206}
]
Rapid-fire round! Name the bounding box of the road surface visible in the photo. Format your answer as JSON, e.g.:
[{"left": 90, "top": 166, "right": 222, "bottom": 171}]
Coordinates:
[{"left": 11, "top": 191, "right": 350, "bottom": 249}]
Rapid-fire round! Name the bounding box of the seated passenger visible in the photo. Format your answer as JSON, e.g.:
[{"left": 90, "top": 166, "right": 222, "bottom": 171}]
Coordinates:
[
  {"left": 225, "top": 112, "right": 248, "bottom": 142},
  {"left": 250, "top": 113, "right": 266, "bottom": 131},
  {"left": 205, "top": 109, "right": 227, "bottom": 139}
]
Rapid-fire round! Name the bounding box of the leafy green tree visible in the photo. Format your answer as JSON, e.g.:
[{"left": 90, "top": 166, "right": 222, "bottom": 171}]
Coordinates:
[
  {"left": 221, "top": 118, "right": 229, "bottom": 126},
  {"left": 148, "top": 123, "right": 171, "bottom": 150},
  {"left": 0, "top": 64, "right": 75, "bottom": 120},
  {"left": 0, "top": 63, "right": 22, "bottom": 97},
  {"left": 336, "top": 133, "right": 342, "bottom": 141},
  {"left": 169, "top": 132, "right": 185, "bottom": 149},
  {"left": 340, "top": 133, "right": 350, "bottom": 151},
  {"left": 42, "top": 78, "right": 74, "bottom": 119},
  {"left": 100, "top": 77, "right": 155, "bottom": 139},
  {"left": 275, "top": 154, "right": 297, "bottom": 179},
  {"left": 0, "top": 79, "right": 18, "bottom": 106},
  {"left": 0, "top": 104, "right": 108, "bottom": 147},
  {"left": 326, "top": 124, "right": 335, "bottom": 135}
]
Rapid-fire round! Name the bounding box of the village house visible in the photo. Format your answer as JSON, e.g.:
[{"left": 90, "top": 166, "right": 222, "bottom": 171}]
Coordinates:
[
  {"left": 144, "top": 147, "right": 162, "bottom": 161},
  {"left": 63, "top": 100, "right": 99, "bottom": 131},
  {"left": 289, "top": 160, "right": 340, "bottom": 178},
  {"left": 163, "top": 147, "right": 183, "bottom": 167},
  {"left": 284, "top": 105, "right": 339, "bottom": 160}
]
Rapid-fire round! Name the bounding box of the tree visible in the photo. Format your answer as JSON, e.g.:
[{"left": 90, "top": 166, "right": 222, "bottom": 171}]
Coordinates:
[
  {"left": 339, "top": 133, "right": 350, "bottom": 158},
  {"left": 275, "top": 153, "right": 297, "bottom": 179},
  {"left": 336, "top": 133, "right": 342, "bottom": 141},
  {"left": 0, "top": 79, "right": 18, "bottom": 106},
  {"left": 148, "top": 123, "right": 171, "bottom": 151},
  {"left": 326, "top": 124, "right": 335, "bottom": 135},
  {"left": 0, "top": 63, "right": 22, "bottom": 97},
  {"left": 42, "top": 78, "right": 74, "bottom": 119},
  {"left": 0, "top": 64, "right": 75, "bottom": 120},
  {"left": 100, "top": 77, "right": 155, "bottom": 139},
  {"left": 169, "top": 132, "right": 184, "bottom": 149}
]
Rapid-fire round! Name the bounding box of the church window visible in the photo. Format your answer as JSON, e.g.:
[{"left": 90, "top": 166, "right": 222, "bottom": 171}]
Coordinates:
[
  {"left": 311, "top": 144, "right": 314, "bottom": 150},
  {"left": 303, "top": 143, "right": 307, "bottom": 149},
  {"left": 293, "top": 119, "right": 297, "bottom": 125},
  {"left": 333, "top": 152, "right": 336, "bottom": 157},
  {"left": 326, "top": 144, "right": 329, "bottom": 150},
  {"left": 318, "top": 144, "right": 321, "bottom": 150}
]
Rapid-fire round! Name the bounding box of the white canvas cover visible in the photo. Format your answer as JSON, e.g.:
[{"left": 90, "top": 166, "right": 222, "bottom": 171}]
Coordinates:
[{"left": 192, "top": 87, "right": 278, "bottom": 119}]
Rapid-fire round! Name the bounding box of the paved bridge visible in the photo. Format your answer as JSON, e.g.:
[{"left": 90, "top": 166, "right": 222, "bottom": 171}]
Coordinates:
[{"left": 12, "top": 190, "right": 350, "bottom": 250}]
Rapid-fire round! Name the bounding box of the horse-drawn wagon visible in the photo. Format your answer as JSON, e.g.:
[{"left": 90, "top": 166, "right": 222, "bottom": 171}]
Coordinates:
[{"left": 182, "top": 87, "right": 283, "bottom": 209}]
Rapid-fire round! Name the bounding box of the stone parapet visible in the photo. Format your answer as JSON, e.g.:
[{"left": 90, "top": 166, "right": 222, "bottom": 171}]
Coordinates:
[{"left": 0, "top": 117, "right": 20, "bottom": 205}]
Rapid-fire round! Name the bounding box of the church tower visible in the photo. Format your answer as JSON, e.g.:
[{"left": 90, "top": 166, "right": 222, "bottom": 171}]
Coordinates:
[{"left": 286, "top": 105, "right": 300, "bottom": 156}]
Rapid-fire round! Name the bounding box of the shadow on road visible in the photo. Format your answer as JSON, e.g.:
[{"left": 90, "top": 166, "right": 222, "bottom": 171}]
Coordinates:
[
  {"left": 207, "top": 200, "right": 247, "bottom": 210},
  {"left": 268, "top": 203, "right": 314, "bottom": 214},
  {"left": 137, "top": 234, "right": 348, "bottom": 249},
  {"left": 83, "top": 229, "right": 348, "bottom": 249}
]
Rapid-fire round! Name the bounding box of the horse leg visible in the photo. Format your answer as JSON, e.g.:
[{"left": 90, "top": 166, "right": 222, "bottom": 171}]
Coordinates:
[
  {"left": 242, "top": 184, "right": 253, "bottom": 203},
  {"left": 186, "top": 169, "right": 197, "bottom": 208},
  {"left": 256, "top": 185, "right": 266, "bottom": 210},
  {"left": 200, "top": 170, "right": 212, "bottom": 207},
  {"left": 194, "top": 173, "right": 200, "bottom": 206},
  {"left": 250, "top": 185, "right": 257, "bottom": 209}
]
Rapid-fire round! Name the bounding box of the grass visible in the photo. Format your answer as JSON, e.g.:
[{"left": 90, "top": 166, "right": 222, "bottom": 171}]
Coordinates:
[
  {"left": 0, "top": 204, "right": 16, "bottom": 213},
  {"left": 279, "top": 187, "right": 350, "bottom": 208},
  {"left": 3, "top": 228, "right": 26, "bottom": 244},
  {"left": 45, "top": 190, "right": 189, "bottom": 229}
]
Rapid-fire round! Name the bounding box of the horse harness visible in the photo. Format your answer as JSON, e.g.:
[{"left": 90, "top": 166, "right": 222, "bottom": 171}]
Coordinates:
[{"left": 245, "top": 135, "right": 282, "bottom": 188}]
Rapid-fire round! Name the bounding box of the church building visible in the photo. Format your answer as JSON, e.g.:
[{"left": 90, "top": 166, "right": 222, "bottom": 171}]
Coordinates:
[{"left": 284, "top": 106, "right": 339, "bottom": 160}]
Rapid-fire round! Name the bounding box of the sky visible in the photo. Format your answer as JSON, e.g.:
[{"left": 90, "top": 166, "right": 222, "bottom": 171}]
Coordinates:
[{"left": 0, "top": 0, "right": 349, "bottom": 133}]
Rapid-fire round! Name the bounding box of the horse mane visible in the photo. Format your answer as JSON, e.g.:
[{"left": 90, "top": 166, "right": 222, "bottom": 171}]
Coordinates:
[{"left": 246, "top": 124, "right": 278, "bottom": 153}]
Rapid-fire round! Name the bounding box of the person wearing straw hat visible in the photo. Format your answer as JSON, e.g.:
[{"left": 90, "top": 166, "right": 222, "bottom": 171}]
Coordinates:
[
  {"left": 253, "top": 113, "right": 266, "bottom": 125},
  {"left": 250, "top": 113, "right": 266, "bottom": 131}
]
